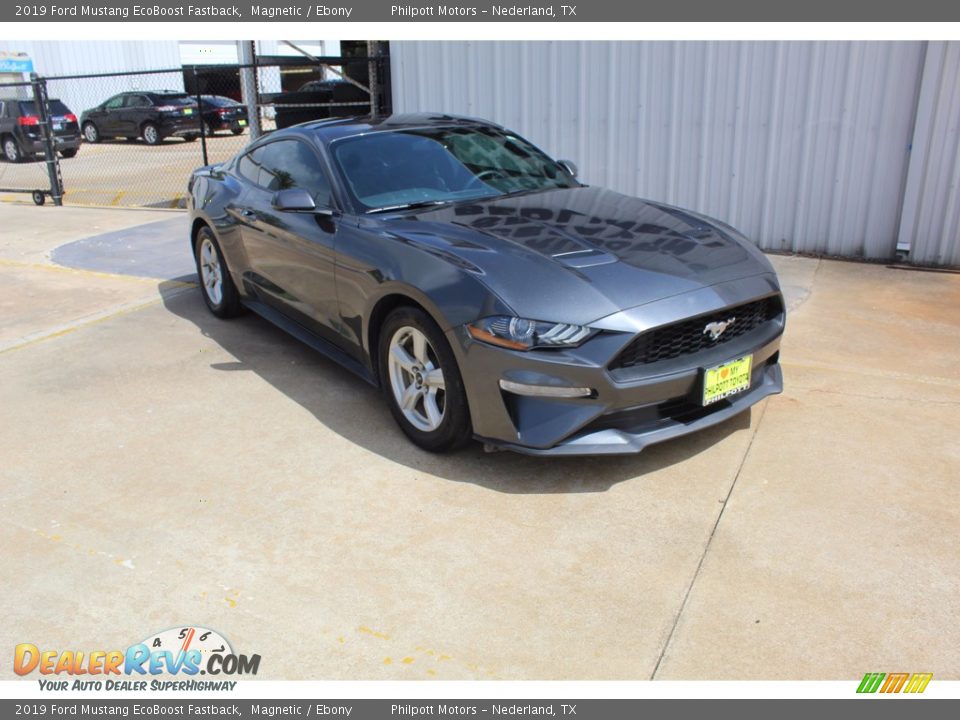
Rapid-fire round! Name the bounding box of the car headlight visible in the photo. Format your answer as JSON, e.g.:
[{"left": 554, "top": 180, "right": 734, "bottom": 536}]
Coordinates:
[{"left": 466, "top": 316, "right": 596, "bottom": 350}]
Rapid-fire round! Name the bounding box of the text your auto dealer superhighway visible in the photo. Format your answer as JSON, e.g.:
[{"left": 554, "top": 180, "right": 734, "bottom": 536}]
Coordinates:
[{"left": 48, "top": 4, "right": 244, "bottom": 17}]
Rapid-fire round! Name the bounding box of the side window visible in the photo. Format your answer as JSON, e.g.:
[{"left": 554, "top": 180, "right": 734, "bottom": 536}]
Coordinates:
[
  {"left": 256, "top": 140, "right": 333, "bottom": 207},
  {"left": 236, "top": 146, "right": 263, "bottom": 185},
  {"left": 105, "top": 96, "right": 125, "bottom": 110},
  {"left": 124, "top": 95, "right": 148, "bottom": 108}
]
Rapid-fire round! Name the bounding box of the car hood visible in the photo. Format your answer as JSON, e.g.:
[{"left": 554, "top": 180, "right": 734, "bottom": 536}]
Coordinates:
[{"left": 379, "top": 186, "right": 778, "bottom": 325}]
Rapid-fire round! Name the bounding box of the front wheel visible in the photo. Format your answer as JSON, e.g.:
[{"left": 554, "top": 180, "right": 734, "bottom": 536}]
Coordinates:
[
  {"left": 60, "top": 148, "right": 78, "bottom": 159},
  {"left": 82, "top": 122, "right": 100, "bottom": 143},
  {"left": 378, "top": 307, "right": 472, "bottom": 452},
  {"left": 194, "top": 226, "right": 242, "bottom": 318}
]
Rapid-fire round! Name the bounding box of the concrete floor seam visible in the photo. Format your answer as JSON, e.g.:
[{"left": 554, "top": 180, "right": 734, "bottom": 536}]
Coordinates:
[{"left": 649, "top": 398, "right": 771, "bottom": 680}]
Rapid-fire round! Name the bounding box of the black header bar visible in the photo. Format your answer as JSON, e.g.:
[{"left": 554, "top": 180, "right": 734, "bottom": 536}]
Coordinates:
[{"left": 4, "top": 0, "right": 960, "bottom": 22}]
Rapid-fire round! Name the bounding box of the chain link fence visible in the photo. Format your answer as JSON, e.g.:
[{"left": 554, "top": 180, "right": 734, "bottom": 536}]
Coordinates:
[
  {"left": 0, "top": 76, "right": 64, "bottom": 205},
  {"left": 0, "top": 50, "right": 389, "bottom": 209}
]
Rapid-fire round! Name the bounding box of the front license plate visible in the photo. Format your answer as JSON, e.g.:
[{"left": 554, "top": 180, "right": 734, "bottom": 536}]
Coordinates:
[
  {"left": 238, "top": 119, "right": 247, "bottom": 126},
  {"left": 702, "top": 355, "right": 753, "bottom": 405}
]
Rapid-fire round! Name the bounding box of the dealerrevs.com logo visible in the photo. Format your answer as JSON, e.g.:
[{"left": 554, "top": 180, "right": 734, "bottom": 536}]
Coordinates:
[
  {"left": 15, "top": 626, "right": 260, "bottom": 691},
  {"left": 857, "top": 672, "right": 933, "bottom": 694}
]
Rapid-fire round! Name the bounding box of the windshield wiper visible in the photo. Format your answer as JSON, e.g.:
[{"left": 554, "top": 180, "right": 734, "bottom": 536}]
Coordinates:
[{"left": 367, "top": 200, "right": 452, "bottom": 214}]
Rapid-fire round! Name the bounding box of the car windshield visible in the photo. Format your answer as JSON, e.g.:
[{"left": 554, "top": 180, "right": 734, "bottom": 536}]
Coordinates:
[
  {"left": 330, "top": 125, "right": 577, "bottom": 212},
  {"left": 204, "top": 96, "right": 240, "bottom": 107},
  {"left": 153, "top": 95, "right": 194, "bottom": 106},
  {"left": 19, "top": 100, "right": 72, "bottom": 116}
]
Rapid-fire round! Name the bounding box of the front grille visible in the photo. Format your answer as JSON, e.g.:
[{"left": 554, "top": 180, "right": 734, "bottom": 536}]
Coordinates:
[{"left": 612, "top": 295, "right": 782, "bottom": 368}]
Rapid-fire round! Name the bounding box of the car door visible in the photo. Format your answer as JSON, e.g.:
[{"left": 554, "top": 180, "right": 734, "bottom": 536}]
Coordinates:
[
  {"left": 98, "top": 95, "right": 126, "bottom": 136},
  {"left": 121, "top": 94, "right": 150, "bottom": 136},
  {"left": 233, "top": 138, "right": 343, "bottom": 345}
]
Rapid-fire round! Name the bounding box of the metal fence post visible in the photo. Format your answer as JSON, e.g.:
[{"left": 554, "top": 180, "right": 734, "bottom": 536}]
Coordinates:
[
  {"left": 30, "top": 72, "right": 64, "bottom": 206},
  {"left": 193, "top": 65, "right": 209, "bottom": 166},
  {"left": 367, "top": 41, "right": 380, "bottom": 119},
  {"left": 238, "top": 41, "right": 262, "bottom": 139}
]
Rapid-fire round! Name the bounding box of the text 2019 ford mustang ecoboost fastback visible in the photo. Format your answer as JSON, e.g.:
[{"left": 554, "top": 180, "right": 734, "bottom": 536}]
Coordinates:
[{"left": 188, "top": 113, "right": 784, "bottom": 455}]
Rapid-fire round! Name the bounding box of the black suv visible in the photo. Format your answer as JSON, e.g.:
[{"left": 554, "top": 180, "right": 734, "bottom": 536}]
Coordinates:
[
  {"left": 80, "top": 91, "right": 201, "bottom": 145},
  {"left": 0, "top": 98, "right": 81, "bottom": 162}
]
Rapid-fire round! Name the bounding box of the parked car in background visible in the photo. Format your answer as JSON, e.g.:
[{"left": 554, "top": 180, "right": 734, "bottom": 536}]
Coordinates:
[
  {"left": 187, "top": 114, "right": 785, "bottom": 455},
  {"left": 198, "top": 95, "right": 248, "bottom": 136},
  {"left": 0, "top": 97, "right": 81, "bottom": 162},
  {"left": 80, "top": 91, "right": 201, "bottom": 145}
]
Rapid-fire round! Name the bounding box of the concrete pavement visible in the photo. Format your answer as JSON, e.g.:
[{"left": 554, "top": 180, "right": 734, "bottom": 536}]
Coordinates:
[{"left": 1, "top": 203, "right": 957, "bottom": 680}]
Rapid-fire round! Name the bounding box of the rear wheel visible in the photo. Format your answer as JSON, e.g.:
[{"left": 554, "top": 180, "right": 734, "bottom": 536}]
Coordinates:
[
  {"left": 60, "top": 148, "right": 78, "bottom": 159},
  {"left": 231, "top": 126, "right": 244, "bottom": 135},
  {"left": 82, "top": 122, "right": 100, "bottom": 143},
  {"left": 3, "top": 136, "right": 23, "bottom": 163},
  {"left": 142, "top": 123, "right": 161, "bottom": 145},
  {"left": 378, "top": 307, "right": 472, "bottom": 452},
  {"left": 194, "top": 227, "right": 242, "bottom": 318},
  {"left": 183, "top": 134, "right": 198, "bottom": 143},
  {"left": 202, "top": 122, "right": 215, "bottom": 136}
]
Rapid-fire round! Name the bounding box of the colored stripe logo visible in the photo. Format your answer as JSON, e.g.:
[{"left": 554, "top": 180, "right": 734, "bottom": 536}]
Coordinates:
[{"left": 857, "top": 672, "right": 932, "bottom": 694}]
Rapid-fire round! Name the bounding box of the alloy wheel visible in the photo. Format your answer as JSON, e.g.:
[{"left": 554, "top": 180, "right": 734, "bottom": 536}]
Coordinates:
[
  {"left": 387, "top": 326, "right": 447, "bottom": 432},
  {"left": 198, "top": 236, "right": 223, "bottom": 306},
  {"left": 3, "top": 138, "right": 20, "bottom": 162}
]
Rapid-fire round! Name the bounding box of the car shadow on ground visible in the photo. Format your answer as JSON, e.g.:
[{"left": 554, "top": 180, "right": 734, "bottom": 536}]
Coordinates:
[{"left": 159, "top": 280, "right": 751, "bottom": 494}]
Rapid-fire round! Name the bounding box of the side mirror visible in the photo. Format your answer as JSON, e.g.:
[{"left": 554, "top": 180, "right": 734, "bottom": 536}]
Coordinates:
[
  {"left": 272, "top": 188, "right": 316, "bottom": 212},
  {"left": 557, "top": 159, "right": 578, "bottom": 178}
]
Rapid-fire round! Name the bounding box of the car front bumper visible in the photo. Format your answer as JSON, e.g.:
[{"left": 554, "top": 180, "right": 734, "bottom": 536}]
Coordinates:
[{"left": 447, "top": 272, "right": 785, "bottom": 456}]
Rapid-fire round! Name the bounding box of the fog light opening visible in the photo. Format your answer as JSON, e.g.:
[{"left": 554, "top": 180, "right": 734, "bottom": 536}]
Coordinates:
[{"left": 498, "top": 379, "right": 594, "bottom": 398}]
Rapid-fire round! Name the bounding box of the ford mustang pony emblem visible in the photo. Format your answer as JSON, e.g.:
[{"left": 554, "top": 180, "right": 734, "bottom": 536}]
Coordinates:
[{"left": 703, "top": 318, "right": 736, "bottom": 341}]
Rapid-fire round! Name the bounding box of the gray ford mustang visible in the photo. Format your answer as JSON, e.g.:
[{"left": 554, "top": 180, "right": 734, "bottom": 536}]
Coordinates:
[{"left": 188, "top": 113, "right": 784, "bottom": 455}]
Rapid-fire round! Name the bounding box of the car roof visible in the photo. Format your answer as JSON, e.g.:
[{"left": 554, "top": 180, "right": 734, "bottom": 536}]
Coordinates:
[
  {"left": 280, "top": 112, "right": 506, "bottom": 145},
  {"left": 122, "top": 90, "right": 188, "bottom": 96}
]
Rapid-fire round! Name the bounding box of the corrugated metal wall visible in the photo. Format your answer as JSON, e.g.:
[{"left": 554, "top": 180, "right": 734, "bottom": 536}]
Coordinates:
[
  {"left": 897, "top": 42, "right": 960, "bottom": 266},
  {"left": 0, "top": 40, "right": 185, "bottom": 121},
  {"left": 391, "top": 41, "right": 960, "bottom": 263}
]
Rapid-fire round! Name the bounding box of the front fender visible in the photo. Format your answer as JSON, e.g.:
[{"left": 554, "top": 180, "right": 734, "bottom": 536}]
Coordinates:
[{"left": 334, "top": 222, "right": 513, "bottom": 360}]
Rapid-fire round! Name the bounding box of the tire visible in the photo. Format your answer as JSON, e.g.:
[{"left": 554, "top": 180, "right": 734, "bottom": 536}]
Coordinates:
[
  {"left": 202, "top": 122, "right": 214, "bottom": 137},
  {"left": 378, "top": 306, "right": 472, "bottom": 452},
  {"left": 231, "top": 127, "right": 244, "bottom": 136},
  {"left": 142, "top": 123, "right": 162, "bottom": 145},
  {"left": 32, "top": 190, "right": 45, "bottom": 206},
  {"left": 194, "top": 226, "right": 243, "bottom": 318},
  {"left": 82, "top": 122, "right": 100, "bottom": 143},
  {"left": 183, "top": 134, "right": 199, "bottom": 143},
  {"left": 3, "top": 136, "right": 23, "bottom": 163},
  {"left": 60, "top": 148, "right": 78, "bottom": 159}
]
